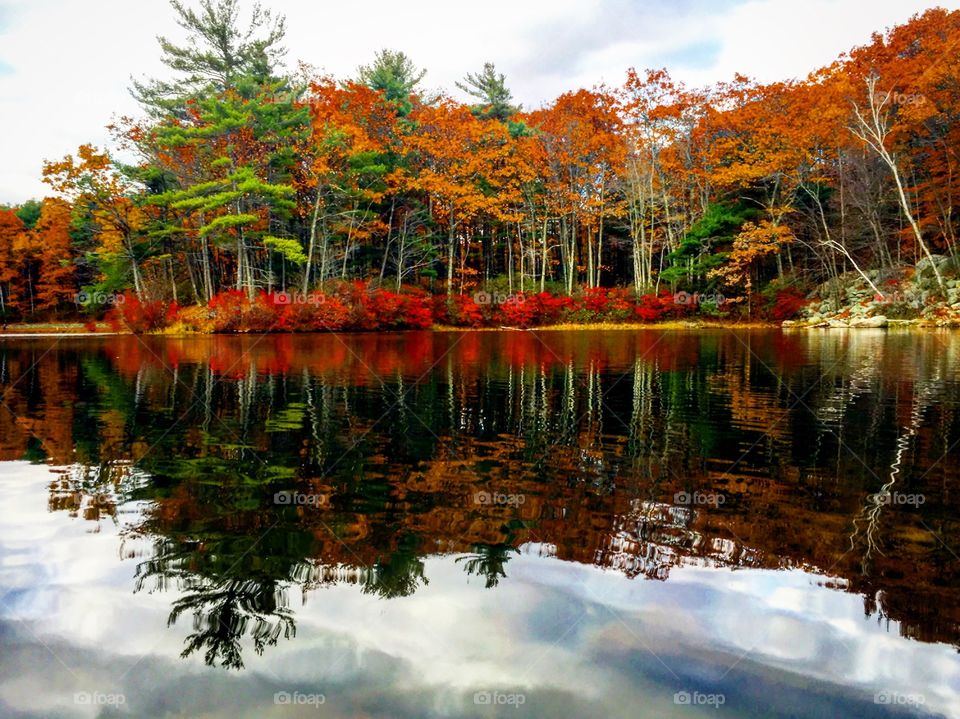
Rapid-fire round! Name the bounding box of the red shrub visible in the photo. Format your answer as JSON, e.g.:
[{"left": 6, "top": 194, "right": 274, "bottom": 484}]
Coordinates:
[
  {"left": 582, "top": 287, "right": 610, "bottom": 316},
  {"left": 351, "top": 295, "right": 379, "bottom": 330},
  {"left": 431, "top": 295, "right": 453, "bottom": 325},
  {"left": 204, "top": 290, "right": 285, "bottom": 332},
  {"left": 368, "top": 288, "right": 404, "bottom": 329},
  {"left": 634, "top": 292, "right": 675, "bottom": 322},
  {"left": 196, "top": 285, "right": 735, "bottom": 332},
  {"left": 606, "top": 287, "right": 635, "bottom": 319},
  {"left": 275, "top": 295, "right": 349, "bottom": 331},
  {"left": 310, "top": 296, "right": 351, "bottom": 330},
  {"left": 106, "top": 292, "right": 174, "bottom": 333},
  {"left": 607, "top": 287, "right": 634, "bottom": 315},
  {"left": 244, "top": 293, "right": 284, "bottom": 332},
  {"left": 435, "top": 294, "right": 484, "bottom": 327},
  {"left": 498, "top": 294, "right": 538, "bottom": 327},
  {"left": 200, "top": 284, "right": 434, "bottom": 333},
  {"left": 398, "top": 288, "right": 433, "bottom": 329},
  {"left": 534, "top": 292, "right": 575, "bottom": 324},
  {"left": 208, "top": 290, "right": 249, "bottom": 332},
  {"left": 770, "top": 288, "right": 808, "bottom": 321},
  {"left": 282, "top": 300, "right": 318, "bottom": 331}
]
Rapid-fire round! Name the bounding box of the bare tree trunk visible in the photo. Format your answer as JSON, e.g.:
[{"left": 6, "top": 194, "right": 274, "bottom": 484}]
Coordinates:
[
  {"left": 586, "top": 225, "right": 595, "bottom": 289},
  {"left": 126, "top": 238, "right": 145, "bottom": 301},
  {"left": 447, "top": 208, "right": 455, "bottom": 296},
  {"left": 804, "top": 183, "right": 882, "bottom": 296},
  {"left": 517, "top": 222, "right": 525, "bottom": 294},
  {"left": 540, "top": 215, "right": 548, "bottom": 293},
  {"left": 200, "top": 235, "right": 213, "bottom": 302},
  {"left": 302, "top": 189, "right": 321, "bottom": 294},
  {"left": 851, "top": 75, "right": 946, "bottom": 294},
  {"left": 380, "top": 198, "right": 396, "bottom": 284},
  {"left": 319, "top": 213, "right": 330, "bottom": 286},
  {"left": 168, "top": 256, "right": 178, "bottom": 304}
]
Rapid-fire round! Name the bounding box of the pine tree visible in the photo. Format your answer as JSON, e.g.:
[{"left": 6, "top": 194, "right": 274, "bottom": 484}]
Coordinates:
[
  {"left": 456, "top": 62, "right": 519, "bottom": 122},
  {"left": 358, "top": 49, "right": 426, "bottom": 114},
  {"left": 152, "top": 84, "right": 306, "bottom": 300},
  {"left": 131, "top": 0, "right": 287, "bottom": 116}
]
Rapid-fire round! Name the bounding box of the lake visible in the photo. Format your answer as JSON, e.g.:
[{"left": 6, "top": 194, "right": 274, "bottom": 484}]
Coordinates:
[{"left": 0, "top": 329, "right": 958, "bottom": 718}]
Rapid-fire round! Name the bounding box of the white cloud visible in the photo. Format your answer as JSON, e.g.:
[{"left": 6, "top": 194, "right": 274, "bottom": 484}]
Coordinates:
[{"left": 1, "top": 0, "right": 958, "bottom": 204}]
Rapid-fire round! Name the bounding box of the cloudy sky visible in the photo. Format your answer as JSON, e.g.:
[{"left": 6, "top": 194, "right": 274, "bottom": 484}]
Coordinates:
[{"left": 1, "top": 0, "right": 958, "bottom": 204}]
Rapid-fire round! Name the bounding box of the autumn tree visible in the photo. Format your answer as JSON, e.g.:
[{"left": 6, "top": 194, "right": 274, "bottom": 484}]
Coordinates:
[
  {"left": 527, "top": 89, "right": 625, "bottom": 291},
  {"left": 32, "top": 199, "right": 77, "bottom": 312},
  {"left": 405, "top": 100, "right": 522, "bottom": 293},
  {"left": 850, "top": 74, "right": 946, "bottom": 294},
  {"left": 698, "top": 78, "right": 807, "bottom": 281},
  {"left": 43, "top": 146, "right": 151, "bottom": 300},
  {"left": 710, "top": 220, "right": 795, "bottom": 313},
  {"left": 0, "top": 210, "right": 27, "bottom": 319},
  {"left": 302, "top": 79, "right": 392, "bottom": 288},
  {"left": 622, "top": 68, "right": 706, "bottom": 293}
]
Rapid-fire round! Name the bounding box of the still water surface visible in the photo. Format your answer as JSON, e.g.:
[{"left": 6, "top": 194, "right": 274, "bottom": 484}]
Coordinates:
[{"left": 0, "top": 330, "right": 958, "bottom": 717}]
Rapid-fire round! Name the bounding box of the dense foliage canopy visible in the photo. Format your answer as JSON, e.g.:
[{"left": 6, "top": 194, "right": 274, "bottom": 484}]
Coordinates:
[{"left": 3, "top": 1, "right": 960, "bottom": 328}]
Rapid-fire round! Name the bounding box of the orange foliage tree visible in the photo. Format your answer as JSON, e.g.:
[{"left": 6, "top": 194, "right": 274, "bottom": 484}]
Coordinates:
[{"left": 32, "top": 199, "right": 77, "bottom": 312}]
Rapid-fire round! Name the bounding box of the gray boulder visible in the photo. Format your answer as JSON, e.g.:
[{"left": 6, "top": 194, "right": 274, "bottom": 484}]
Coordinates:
[
  {"left": 916, "top": 255, "right": 950, "bottom": 279},
  {"left": 849, "top": 315, "right": 888, "bottom": 328}
]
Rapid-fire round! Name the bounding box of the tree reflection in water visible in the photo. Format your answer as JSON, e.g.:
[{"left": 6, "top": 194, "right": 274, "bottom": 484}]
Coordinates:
[
  {"left": 457, "top": 544, "right": 519, "bottom": 588},
  {"left": 2, "top": 329, "right": 959, "bottom": 668}
]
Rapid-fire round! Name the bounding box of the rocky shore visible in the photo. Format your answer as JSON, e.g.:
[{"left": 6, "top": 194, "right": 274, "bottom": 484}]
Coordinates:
[{"left": 783, "top": 255, "right": 960, "bottom": 328}]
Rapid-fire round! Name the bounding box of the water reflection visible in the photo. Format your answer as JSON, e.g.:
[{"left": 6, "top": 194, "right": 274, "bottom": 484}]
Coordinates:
[{"left": 1, "top": 330, "right": 959, "bottom": 678}]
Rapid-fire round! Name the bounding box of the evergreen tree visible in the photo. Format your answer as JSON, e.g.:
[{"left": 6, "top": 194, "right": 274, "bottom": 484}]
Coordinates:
[
  {"left": 456, "top": 62, "right": 519, "bottom": 122},
  {"left": 14, "top": 200, "right": 42, "bottom": 230},
  {"left": 131, "top": 0, "right": 287, "bottom": 115},
  {"left": 151, "top": 83, "right": 306, "bottom": 300},
  {"left": 357, "top": 49, "right": 426, "bottom": 114}
]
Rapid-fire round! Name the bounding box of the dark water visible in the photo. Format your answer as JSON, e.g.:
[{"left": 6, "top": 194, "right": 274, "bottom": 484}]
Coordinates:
[{"left": 0, "top": 329, "right": 958, "bottom": 718}]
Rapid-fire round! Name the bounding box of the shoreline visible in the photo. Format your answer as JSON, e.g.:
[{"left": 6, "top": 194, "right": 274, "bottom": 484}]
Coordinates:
[{"left": 0, "top": 319, "right": 955, "bottom": 338}]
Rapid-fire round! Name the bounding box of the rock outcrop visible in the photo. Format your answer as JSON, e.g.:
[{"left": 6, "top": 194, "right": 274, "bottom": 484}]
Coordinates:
[{"left": 783, "top": 259, "right": 960, "bottom": 328}]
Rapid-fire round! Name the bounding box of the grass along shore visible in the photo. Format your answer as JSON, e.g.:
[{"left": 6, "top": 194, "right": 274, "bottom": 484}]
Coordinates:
[{"left": 2, "top": 318, "right": 951, "bottom": 337}]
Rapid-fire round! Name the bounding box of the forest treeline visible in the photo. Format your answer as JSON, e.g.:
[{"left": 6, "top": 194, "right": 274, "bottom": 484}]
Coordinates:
[{"left": 1, "top": 1, "right": 959, "bottom": 328}]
